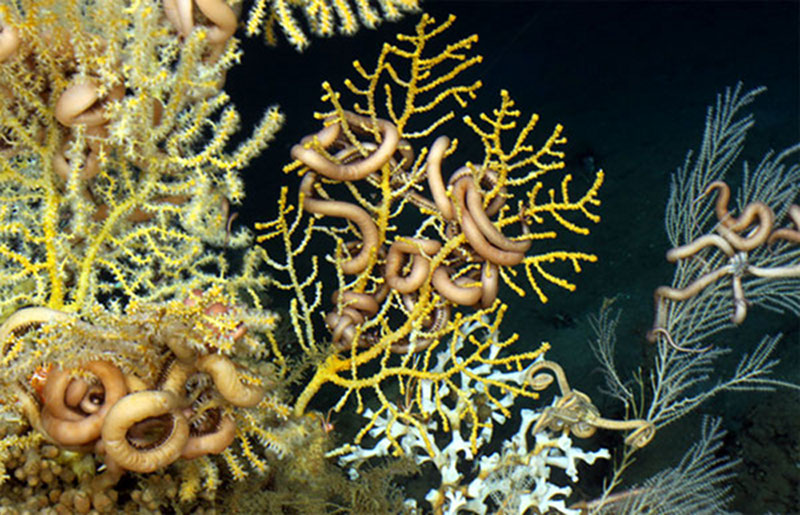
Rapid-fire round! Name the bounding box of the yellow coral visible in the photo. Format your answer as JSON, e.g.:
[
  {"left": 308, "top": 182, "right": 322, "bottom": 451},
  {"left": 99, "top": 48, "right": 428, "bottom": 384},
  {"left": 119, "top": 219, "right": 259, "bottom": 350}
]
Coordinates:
[
  {"left": 0, "top": 0, "right": 281, "bottom": 317},
  {"left": 246, "top": 0, "right": 421, "bottom": 50},
  {"left": 255, "top": 14, "right": 603, "bottom": 456}
]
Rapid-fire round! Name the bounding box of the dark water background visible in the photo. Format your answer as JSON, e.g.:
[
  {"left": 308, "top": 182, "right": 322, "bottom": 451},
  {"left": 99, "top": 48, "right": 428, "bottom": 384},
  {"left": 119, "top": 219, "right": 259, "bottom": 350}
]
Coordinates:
[{"left": 227, "top": 1, "right": 799, "bottom": 511}]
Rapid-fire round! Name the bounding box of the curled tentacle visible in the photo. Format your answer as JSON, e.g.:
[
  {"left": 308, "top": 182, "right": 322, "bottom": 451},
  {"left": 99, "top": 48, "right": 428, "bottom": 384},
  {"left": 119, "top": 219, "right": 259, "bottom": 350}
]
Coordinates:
[
  {"left": 300, "top": 172, "right": 379, "bottom": 274},
  {"left": 196, "top": 354, "right": 264, "bottom": 408},
  {"left": 424, "top": 136, "right": 456, "bottom": 220},
  {"left": 42, "top": 361, "right": 128, "bottom": 447},
  {"left": 0, "top": 22, "right": 20, "bottom": 62},
  {"left": 432, "top": 267, "right": 482, "bottom": 306},
  {"left": 716, "top": 201, "right": 774, "bottom": 251},
  {"left": 452, "top": 176, "right": 525, "bottom": 266},
  {"left": 291, "top": 111, "right": 399, "bottom": 181},
  {"left": 384, "top": 238, "right": 442, "bottom": 293},
  {"left": 624, "top": 422, "right": 656, "bottom": 448},
  {"left": 182, "top": 408, "right": 237, "bottom": 459},
  {"left": 769, "top": 204, "right": 800, "bottom": 244},
  {"left": 55, "top": 79, "right": 123, "bottom": 127},
  {"left": 102, "top": 390, "right": 189, "bottom": 473}
]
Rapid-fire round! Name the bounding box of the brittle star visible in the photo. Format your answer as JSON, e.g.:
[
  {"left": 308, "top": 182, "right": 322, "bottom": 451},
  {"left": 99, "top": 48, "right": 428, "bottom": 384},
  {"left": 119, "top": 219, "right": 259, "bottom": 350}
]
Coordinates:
[
  {"left": 526, "top": 360, "right": 655, "bottom": 448},
  {"left": 649, "top": 181, "right": 800, "bottom": 351}
]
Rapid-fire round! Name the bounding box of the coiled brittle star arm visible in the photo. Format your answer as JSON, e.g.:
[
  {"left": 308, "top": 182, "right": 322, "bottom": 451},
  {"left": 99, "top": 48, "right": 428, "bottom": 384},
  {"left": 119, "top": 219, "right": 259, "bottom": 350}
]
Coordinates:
[
  {"left": 525, "top": 360, "right": 654, "bottom": 448},
  {"left": 291, "top": 111, "right": 400, "bottom": 182}
]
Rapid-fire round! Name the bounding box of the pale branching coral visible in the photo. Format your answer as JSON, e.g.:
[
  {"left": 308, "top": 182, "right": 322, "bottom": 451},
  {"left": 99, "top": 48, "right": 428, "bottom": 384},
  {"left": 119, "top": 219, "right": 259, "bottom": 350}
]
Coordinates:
[
  {"left": 460, "top": 409, "right": 610, "bottom": 515},
  {"left": 585, "top": 84, "right": 799, "bottom": 513},
  {"left": 330, "top": 319, "right": 609, "bottom": 515}
]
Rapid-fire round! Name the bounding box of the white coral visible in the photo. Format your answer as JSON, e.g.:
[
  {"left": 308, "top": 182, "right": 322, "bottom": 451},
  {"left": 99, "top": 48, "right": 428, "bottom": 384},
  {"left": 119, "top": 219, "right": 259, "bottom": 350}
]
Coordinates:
[{"left": 330, "top": 318, "right": 610, "bottom": 513}]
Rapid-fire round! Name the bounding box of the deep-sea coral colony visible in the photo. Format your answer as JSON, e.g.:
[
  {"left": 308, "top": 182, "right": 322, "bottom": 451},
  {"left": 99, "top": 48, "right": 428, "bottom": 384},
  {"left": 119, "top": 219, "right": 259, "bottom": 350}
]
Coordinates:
[
  {"left": 1, "top": 292, "right": 281, "bottom": 472},
  {"left": 0, "top": 0, "right": 280, "bottom": 494},
  {"left": 0, "top": 0, "right": 418, "bottom": 511},
  {"left": 0, "top": 0, "right": 282, "bottom": 320},
  {"left": 254, "top": 13, "right": 651, "bottom": 513},
  {"left": 0, "top": 0, "right": 671, "bottom": 512}
]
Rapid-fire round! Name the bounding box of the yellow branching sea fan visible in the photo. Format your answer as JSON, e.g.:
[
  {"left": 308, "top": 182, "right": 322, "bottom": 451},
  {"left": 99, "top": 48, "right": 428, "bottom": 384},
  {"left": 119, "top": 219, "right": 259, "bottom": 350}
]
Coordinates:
[{"left": 255, "top": 13, "right": 604, "bottom": 456}]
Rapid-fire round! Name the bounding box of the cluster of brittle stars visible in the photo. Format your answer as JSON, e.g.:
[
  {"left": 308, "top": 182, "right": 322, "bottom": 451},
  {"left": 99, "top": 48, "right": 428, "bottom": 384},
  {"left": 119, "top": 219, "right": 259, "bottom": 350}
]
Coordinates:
[
  {"left": 291, "top": 110, "right": 539, "bottom": 353},
  {"left": 1, "top": 289, "right": 261, "bottom": 485},
  {"left": 649, "top": 180, "right": 800, "bottom": 351}
]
